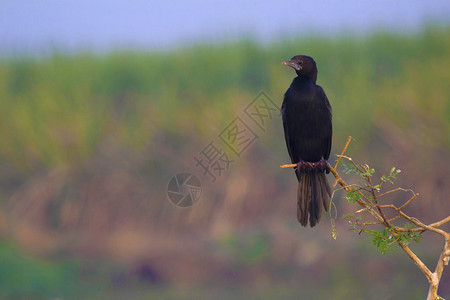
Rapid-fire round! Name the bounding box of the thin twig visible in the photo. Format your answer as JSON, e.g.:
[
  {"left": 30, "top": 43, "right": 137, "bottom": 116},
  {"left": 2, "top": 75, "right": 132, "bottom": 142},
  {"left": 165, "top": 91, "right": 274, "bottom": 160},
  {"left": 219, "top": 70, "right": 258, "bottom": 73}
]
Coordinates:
[
  {"left": 328, "top": 164, "right": 384, "bottom": 223},
  {"left": 398, "top": 193, "right": 420, "bottom": 210},
  {"left": 334, "top": 136, "right": 352, "bottom": 169},
  {"left": 336, "top": 155, "right": 364, "bottom": 173},
  {"left": 377, "top": 187, "right": 415, "bottom": 199},
  {"left": 379, "top": 204, "right": 448, "bottom": 237},
  {"left": 280, "top": 163, "right": 296, "bottom": 169},
  {"left": 429, "top": 216, "right": 450, "bottom": 229},
  {"left": 387, "top": 215, "right": 402, "bottom": 223}
]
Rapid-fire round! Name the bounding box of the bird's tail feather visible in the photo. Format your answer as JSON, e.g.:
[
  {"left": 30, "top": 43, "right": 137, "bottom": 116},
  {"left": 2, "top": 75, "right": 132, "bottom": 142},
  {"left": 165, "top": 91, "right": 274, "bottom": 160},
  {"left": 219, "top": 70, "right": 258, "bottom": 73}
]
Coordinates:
[{"left": 296, "top": 170, "right": 331, "bottom": 227}]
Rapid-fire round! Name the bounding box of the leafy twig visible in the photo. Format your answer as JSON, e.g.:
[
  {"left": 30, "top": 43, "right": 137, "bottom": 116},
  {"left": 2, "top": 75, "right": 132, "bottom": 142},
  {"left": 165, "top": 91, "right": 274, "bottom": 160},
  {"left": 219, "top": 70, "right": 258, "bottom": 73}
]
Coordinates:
[{"left": 280, "top": 136, "right": 450, "bottom": 299}]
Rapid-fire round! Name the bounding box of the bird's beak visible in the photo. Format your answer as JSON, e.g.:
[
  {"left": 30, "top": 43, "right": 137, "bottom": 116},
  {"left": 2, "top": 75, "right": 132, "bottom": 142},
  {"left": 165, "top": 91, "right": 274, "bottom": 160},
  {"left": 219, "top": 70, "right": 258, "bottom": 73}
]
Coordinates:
[{"left": 282, "top": 60, "right": 302, "bottom": 71}]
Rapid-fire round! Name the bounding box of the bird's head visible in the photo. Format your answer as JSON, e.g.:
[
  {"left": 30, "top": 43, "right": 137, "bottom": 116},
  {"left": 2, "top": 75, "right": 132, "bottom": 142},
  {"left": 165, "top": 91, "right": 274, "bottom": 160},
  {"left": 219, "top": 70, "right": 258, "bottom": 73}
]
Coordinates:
[{"left": 282, "top": 55, "right": 318, "bottom": 82}]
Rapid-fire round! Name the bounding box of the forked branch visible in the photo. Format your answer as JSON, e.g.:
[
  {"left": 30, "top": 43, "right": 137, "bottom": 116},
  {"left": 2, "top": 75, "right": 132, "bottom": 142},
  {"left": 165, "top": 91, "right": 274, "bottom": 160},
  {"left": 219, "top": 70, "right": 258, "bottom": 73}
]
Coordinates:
[{"left": 280, "top": 136, "right": 450, "bottom": 300}]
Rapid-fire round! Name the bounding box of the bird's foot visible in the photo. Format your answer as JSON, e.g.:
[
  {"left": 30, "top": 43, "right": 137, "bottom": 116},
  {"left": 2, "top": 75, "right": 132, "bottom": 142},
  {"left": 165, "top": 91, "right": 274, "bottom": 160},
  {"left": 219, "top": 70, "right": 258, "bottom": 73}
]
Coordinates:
[
  {"left": 297, "top": 160, "right": 315, "bottom": 171},
  {"left": 315, "top": 159, "right": 330, "bottom": 174},
  {"left": 297, "top": 159, "right": 330, "bottom": 173}
]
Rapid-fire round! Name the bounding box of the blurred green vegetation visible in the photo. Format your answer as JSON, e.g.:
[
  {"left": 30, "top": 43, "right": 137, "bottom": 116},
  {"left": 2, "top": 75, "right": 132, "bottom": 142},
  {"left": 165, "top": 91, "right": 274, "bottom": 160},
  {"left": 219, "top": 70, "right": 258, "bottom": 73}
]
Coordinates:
[
  {"left": 0, "top": 240, "right": 92, "bottom": 299},
  {"left": 0, "top": 26, "right": 448, "bottom": 172},
  {"left": 0, "top": 26, "right": 449, "bottom": 299}
]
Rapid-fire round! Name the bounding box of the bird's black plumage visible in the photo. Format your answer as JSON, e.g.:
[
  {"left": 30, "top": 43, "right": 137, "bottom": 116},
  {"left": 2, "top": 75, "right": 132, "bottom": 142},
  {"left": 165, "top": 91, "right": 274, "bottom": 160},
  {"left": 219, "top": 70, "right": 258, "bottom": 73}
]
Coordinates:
[{"left": 281, "top": 55, "right": 332, "bottom": 227}]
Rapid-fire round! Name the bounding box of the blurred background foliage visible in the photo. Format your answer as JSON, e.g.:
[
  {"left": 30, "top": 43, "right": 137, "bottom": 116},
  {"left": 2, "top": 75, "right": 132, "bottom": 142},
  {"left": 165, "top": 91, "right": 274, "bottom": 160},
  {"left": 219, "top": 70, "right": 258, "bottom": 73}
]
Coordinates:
[{"left": 0, "top": 26, "right": 449, "bottom": 299}]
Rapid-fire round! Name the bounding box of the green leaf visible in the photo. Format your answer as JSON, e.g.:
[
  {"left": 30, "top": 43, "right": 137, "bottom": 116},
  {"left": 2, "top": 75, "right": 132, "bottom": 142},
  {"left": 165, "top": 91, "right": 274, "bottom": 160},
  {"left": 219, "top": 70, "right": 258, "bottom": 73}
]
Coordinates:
[
  {"left": 361, "top": 167, "right": 375, "bottom": 178},
  {"left": 345, "top": 190, "right": 360, "bottom": 203},
  {"left": 381, "top": 167, "right": 402, "bottom": 184},
  {"left": 390, "top": 167, "right": 396, "bottom": 175},
  {"left": 380, "top": 174, "right": 393, "bottom": 184},
  {"left": 339, "top": 162, "right": 360, "bottom": 175},
  {"left": 397, "top": 222, "right": 422, "bottom": 246},
  {"left": 331, "top": 227, "right": 338, "bottom": 240},
  {"left": 369, "top": 229, "right": 395, "bottom": 254}
]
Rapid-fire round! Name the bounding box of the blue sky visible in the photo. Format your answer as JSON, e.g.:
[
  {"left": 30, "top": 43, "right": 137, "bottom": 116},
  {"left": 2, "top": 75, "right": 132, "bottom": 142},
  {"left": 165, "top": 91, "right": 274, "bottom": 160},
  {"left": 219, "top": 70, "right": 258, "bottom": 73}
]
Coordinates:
[{"left": 1, "top": 0, "right": 449, "bottom": 53}]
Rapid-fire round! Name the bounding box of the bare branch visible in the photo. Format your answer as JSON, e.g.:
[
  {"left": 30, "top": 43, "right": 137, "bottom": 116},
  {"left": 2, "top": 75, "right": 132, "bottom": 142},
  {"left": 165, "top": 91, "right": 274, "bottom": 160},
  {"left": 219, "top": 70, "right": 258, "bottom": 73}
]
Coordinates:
[
  {"left": 379, "top": 204, "right": 448, "bottom": 237},
  {"left": 333, "top": 136, "right": 352, "bottom": 169},
  {"left": 398, "top": 242, "right": 433, "bottom": 281},
  {"left": 429, "top": 216, "right": 450, "bottom": 229},
  {"left": 280, "top": 163, "right": 296, "bottom": 169},
  {"left": 387, "top": 215, "right": 401, "bottom": 223},
  {"left": 427, "top": 237, "right": 450, "bottom": 300},
  {"left": 398, "top": 193, "right": 420, "bottom": 210},
  {"left": 377, "top": 187, "right": 415, "bottom": 199}
]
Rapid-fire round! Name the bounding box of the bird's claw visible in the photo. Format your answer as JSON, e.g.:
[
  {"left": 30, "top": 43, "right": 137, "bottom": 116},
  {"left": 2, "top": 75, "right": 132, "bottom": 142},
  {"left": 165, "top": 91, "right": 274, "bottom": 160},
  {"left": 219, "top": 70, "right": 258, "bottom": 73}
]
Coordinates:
[
  {"left": 297, "top": 160, "right": 314, "bottom": 171},
  {"left": 316, "top": 159, "right": 330, "bottom": 174},
  {"left": 297, "top": 159, "right": 330, "bottom": 173}
]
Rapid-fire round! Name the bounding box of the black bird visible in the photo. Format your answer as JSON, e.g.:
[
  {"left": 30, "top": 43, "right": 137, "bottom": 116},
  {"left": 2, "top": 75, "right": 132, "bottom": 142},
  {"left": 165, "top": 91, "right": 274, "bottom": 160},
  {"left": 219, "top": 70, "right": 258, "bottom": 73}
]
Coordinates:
[{"left": 281, "top": 55, "right": 332, "bottom": 227}]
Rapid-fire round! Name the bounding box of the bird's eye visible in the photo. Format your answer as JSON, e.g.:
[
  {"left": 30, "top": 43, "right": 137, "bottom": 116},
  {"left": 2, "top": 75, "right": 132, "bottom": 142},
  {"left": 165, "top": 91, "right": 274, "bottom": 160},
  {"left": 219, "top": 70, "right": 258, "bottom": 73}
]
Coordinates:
[{"left": 299, "top": 61, "right": 303, "bottom": 65}]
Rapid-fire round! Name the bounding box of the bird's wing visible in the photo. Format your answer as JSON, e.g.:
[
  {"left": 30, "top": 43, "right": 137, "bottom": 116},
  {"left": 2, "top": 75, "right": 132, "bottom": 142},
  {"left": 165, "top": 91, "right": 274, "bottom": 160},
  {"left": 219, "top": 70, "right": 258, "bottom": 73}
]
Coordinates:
[
  {"left": 281, "top": 96, "right": 297, "bottom": 164},
  {"left": 282, "top": 96, "right": 301, "bottom": 181},
  {"left": 317, "top": 86, "right": 332, "bottom": 160}
]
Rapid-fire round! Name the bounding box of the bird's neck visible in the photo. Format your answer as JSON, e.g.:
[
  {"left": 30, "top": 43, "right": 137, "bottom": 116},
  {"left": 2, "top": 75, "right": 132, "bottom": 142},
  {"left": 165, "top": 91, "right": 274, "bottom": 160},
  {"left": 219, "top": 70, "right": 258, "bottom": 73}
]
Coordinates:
[
  {"left": 296, "top": 71, "right": 317, "bottom": 84},
  {"left": 295, "top": 74, "right": 317, "bottom": 85}
]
